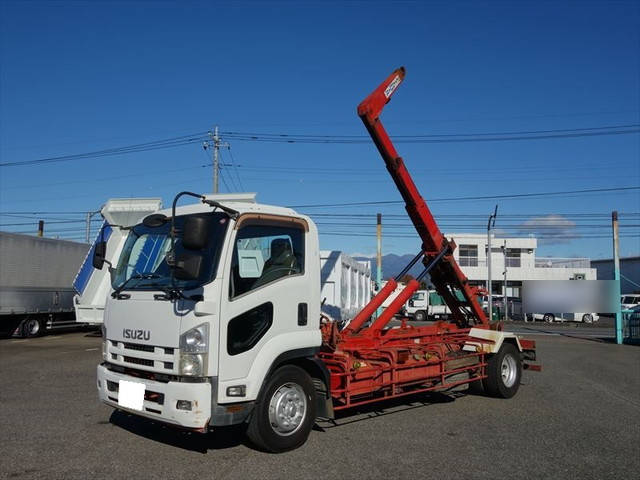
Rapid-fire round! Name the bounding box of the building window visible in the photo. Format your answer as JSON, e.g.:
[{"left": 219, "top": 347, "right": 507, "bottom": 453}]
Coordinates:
[
  {"left": 459, "top": 244, "right": 478, "bottom": 266},
  {"left": 506, "top": 248, "right": 521, "bottom": 267}
]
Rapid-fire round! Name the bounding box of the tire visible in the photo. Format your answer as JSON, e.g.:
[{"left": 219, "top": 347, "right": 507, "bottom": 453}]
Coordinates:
[
  {"left": 414, "top": 310, "right": 426, "bottom": 322},
  {"left": 246, "top": 365, "right": 316, "bottom": 453},
  {"left": 21, "top": 317, "right": 45, "bottom": 338},
  {"left": 482, "top": 342, "right": 522, "bottom": 399},
  {"left": 582, "top": 314, "right": 593, "bottom": 323},
  {"left": 543, "top": 314, "right": 555, "bottom": 323}
]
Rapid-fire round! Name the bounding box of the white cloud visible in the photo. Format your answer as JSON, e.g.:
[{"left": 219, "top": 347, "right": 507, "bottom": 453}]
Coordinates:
[{"left": 518, "top": 214, "right": 578, "bottom": 245}]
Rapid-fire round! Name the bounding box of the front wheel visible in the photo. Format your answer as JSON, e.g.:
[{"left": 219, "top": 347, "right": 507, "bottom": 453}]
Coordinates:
[
  {"left": 246, "top": 365, "right": 316, "bottom": 453},
  {"left": 482, "top": 343, "right": 522, "bottom": 398},
  {"left": 543, "top": 314, "right": 555, "bottom": 323},
  {"left": 414, "top": 310, "right": 426, "bottom": 322},
  {"left": 582, "top": 314, "right": 593, "bottom": 323}
]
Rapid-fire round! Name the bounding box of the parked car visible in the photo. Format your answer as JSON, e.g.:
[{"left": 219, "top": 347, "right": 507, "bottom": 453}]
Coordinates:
[
  {"left": 526, "top": 312, "right": 599, "bottom": 323},
  {"left": 621, "top": 294, "right": 640, "bottom": 310}
]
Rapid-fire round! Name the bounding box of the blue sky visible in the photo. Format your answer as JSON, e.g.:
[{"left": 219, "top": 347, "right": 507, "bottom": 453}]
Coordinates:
[{"left": 1, "top": 0, "right": 638, "bottom": 259}]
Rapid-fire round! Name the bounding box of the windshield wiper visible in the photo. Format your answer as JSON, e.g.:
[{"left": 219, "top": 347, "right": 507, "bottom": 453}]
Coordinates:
[
  {"left": 141, "top": 281, "right": 188, "bottom": 301},
  {"left": 111, "top": 273, "right": 161, "bottom": 299}
]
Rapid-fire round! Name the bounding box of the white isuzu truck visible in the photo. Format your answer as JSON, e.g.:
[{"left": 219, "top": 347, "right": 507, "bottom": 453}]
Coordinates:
[{"left": 94, "top": 192, "right": 331, "bottom": 451}]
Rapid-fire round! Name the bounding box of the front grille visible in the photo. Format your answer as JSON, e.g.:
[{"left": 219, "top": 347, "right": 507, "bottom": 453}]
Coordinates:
[
  {"left": 123, "top": 342, "right": 155, "bottom": 353},
  {"left": 107, "top": 339, "right": 178, "bottom": 374},
  {"left": 124, "top": 356, "right": 154, "bottom": 367}
]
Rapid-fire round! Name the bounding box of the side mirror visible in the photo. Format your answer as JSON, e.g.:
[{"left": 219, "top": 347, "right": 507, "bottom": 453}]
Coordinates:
[
  {"left": 93, "top": 241, "right": 107, "bottom": 270},
  {"left": 173, "top": 252, "right": 203, "bottom": 280},
  {"left": 143, "top": 213, "right": 169, "bottom": 228},
  {"left": 182, "top": 216, "right": 209, "bottom": 250}
]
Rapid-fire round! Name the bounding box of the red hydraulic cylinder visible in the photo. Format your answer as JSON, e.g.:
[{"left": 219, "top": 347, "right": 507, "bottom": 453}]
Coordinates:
[
  {"left": 343, "top": 279, "right": 398, "bottom": 335},
  {"left": 364, "top": 279, "right": 420, "bottom": 336}
]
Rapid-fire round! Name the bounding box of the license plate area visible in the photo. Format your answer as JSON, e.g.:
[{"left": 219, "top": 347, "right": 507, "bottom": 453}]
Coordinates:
[{"left": 118, "top": 380, "right": 145, "bottom": 411}]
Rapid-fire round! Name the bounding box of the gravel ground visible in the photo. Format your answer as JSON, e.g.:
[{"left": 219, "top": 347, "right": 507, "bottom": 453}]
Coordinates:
[{"left": 0, "top": 330, "right": 638, "bottom": 480}]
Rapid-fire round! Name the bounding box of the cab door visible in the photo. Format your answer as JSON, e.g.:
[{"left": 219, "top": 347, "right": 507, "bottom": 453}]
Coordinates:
[{"left": 217, "top": 215, "right": 320, "bottom": 404}]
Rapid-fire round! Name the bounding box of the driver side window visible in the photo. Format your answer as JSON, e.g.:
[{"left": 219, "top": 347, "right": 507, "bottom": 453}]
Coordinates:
[{"left": 230, "top": 223, "right": 305, "bottom": 298}]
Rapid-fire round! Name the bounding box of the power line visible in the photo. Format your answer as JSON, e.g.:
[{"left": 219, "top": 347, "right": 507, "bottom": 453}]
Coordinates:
[
  {"left": 219, "top": 149, "right": 239, "bottom": 191},
  {"left": 225, "top": 146, "right": 245, "bottom": 191},
  {"left": 0, "top": 131, "right": 208, "bottom": 168},
  {"left": 224, "top": 124, "right": 640, "bottom": 139},
  {"left": 3, "top": 123, "right": 638, "bottom": 169},
  {"left": 288, "top": 186, "right": 640, "bottom": 208},
  {"left": 317, "top": 231, "right": 640, "bottom": 239},
  {"left": 222, "top": 124, "right": 640, "bottom": 144}
]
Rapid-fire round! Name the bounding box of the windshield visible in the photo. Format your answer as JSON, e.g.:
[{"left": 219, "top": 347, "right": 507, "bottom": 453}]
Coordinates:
[{"left": 111, "top": 212, "right": 229, "bottom": 292}]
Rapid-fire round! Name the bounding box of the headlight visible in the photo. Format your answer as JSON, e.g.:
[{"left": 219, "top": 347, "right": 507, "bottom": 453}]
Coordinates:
[
  {"left": 179, "top": 353, "right": 205, "bottom": 376},
  {"left": 180, "top": 323, "right": 209, "bottom": 353}
]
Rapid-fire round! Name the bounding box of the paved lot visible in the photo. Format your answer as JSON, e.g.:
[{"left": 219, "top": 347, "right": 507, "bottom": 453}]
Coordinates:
[{"left": 1, "top": 328, "right": 638, "bottom": 480}]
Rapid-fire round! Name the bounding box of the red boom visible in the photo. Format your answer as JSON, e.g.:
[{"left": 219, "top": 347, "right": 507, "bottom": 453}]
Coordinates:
[{"left": 317, "top": 68, "right": 537, "bottom": 411}]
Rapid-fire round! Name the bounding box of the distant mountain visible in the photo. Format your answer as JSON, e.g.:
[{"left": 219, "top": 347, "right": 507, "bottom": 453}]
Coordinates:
[{"left": 353, "top": 253, "right": 425, "bottom": 281}]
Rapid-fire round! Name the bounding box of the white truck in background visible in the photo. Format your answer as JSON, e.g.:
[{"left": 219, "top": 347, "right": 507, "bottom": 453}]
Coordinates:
[
  {"left": 404, "top": 289, "right": 452, "bottom": 321},
  {"left": 73, "top": 198, "right": 163, "bottom": 324}
]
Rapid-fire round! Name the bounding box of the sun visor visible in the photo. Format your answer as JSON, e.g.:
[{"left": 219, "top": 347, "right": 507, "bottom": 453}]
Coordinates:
[
  {"left": 101, "top": 198, "right": 163, "bottom": 227},
  {"left": 203, "top": 193, "right": 257, "bottom": 204}
]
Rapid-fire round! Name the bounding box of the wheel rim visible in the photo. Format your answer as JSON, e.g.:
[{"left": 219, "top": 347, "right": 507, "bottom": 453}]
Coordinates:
[
  {"left": 501, "top": 354, "right": 517, "bottom": 388},
  {"left": 26, "top": 319, "right": 40, "bottom": 336},
  {"left": 268, "top": 382, "right": 307, "bottom": 436}
]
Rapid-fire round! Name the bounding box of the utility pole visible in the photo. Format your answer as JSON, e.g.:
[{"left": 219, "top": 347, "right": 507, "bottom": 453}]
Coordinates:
[
  {"left": 203, "top": 126, "right": 231, "bottom": 194},
  {"left": 212, "top": 126, "right": 220, "bottom": 194},
  {"left": 487, "top": 205, "right": 498, "bottom": 322},
  {"left": 376, "top": 213, "right": 383, "bottom": 317},
  {"left": 38, "top": 220, "right": 44, "bottom": 237},
  {"left": 612, "top": 211, "right": 622, "bottom": 344},
  {"left": 503, "top": 239, "right": 508, "bottom": 322}
]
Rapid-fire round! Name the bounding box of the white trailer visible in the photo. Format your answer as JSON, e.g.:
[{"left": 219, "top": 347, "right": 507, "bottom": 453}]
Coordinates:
[
  {"left": 320, "top": 250, "right": 372, "bottom": 323},
  {"left": 0, "top": 232, "right": 90, "bottom": 337}
]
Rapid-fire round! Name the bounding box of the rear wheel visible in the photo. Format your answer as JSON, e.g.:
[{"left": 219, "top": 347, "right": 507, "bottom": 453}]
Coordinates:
[
  {"left": 22, "top": 317, "right": 45, "bottom": 338},
  {"left": 482, "top": 343, "right": 522, "bottom": 398},
  {"left": 247, "top": 365, "right": 316, "bottom": 453},
  {"left": 582, "top": 314, "right": 593, "bottom": 323},
  {"left": 414, "top": 310, "right": 426, "bottom": 322},
  {"left": 543, "top": 314, "right": 555, "bottom": 323}
]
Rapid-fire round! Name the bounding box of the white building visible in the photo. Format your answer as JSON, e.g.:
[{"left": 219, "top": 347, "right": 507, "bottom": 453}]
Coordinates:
[{"left": 446, "top": 233, "right": 597, "bottom": 299}]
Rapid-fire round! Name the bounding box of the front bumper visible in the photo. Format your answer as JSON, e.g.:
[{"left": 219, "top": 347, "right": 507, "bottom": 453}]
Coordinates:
[{"left": 97, "top": 364, "right": 211, "bottom": 430}]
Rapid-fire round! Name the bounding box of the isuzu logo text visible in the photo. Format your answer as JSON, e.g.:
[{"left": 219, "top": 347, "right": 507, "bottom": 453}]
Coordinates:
[{"left": 122, "top": 329, "right": 150, "bottom": 341}]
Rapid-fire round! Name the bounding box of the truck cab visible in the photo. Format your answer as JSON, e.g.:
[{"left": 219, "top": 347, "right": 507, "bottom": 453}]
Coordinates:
[
  {"left": 96, "top": 193, "right": 325, "bottom": 443},
  {"left": 405, "top": 290, "right": 429, "bottom": 321}
]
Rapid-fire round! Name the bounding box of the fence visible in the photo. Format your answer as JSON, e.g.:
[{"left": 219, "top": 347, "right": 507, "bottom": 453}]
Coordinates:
[
  {"left": 622, "top": 309, "right": 640, "bottom": 345},
  {"left": 535, "top": 257, "right": 591, "bottom": 269}
]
